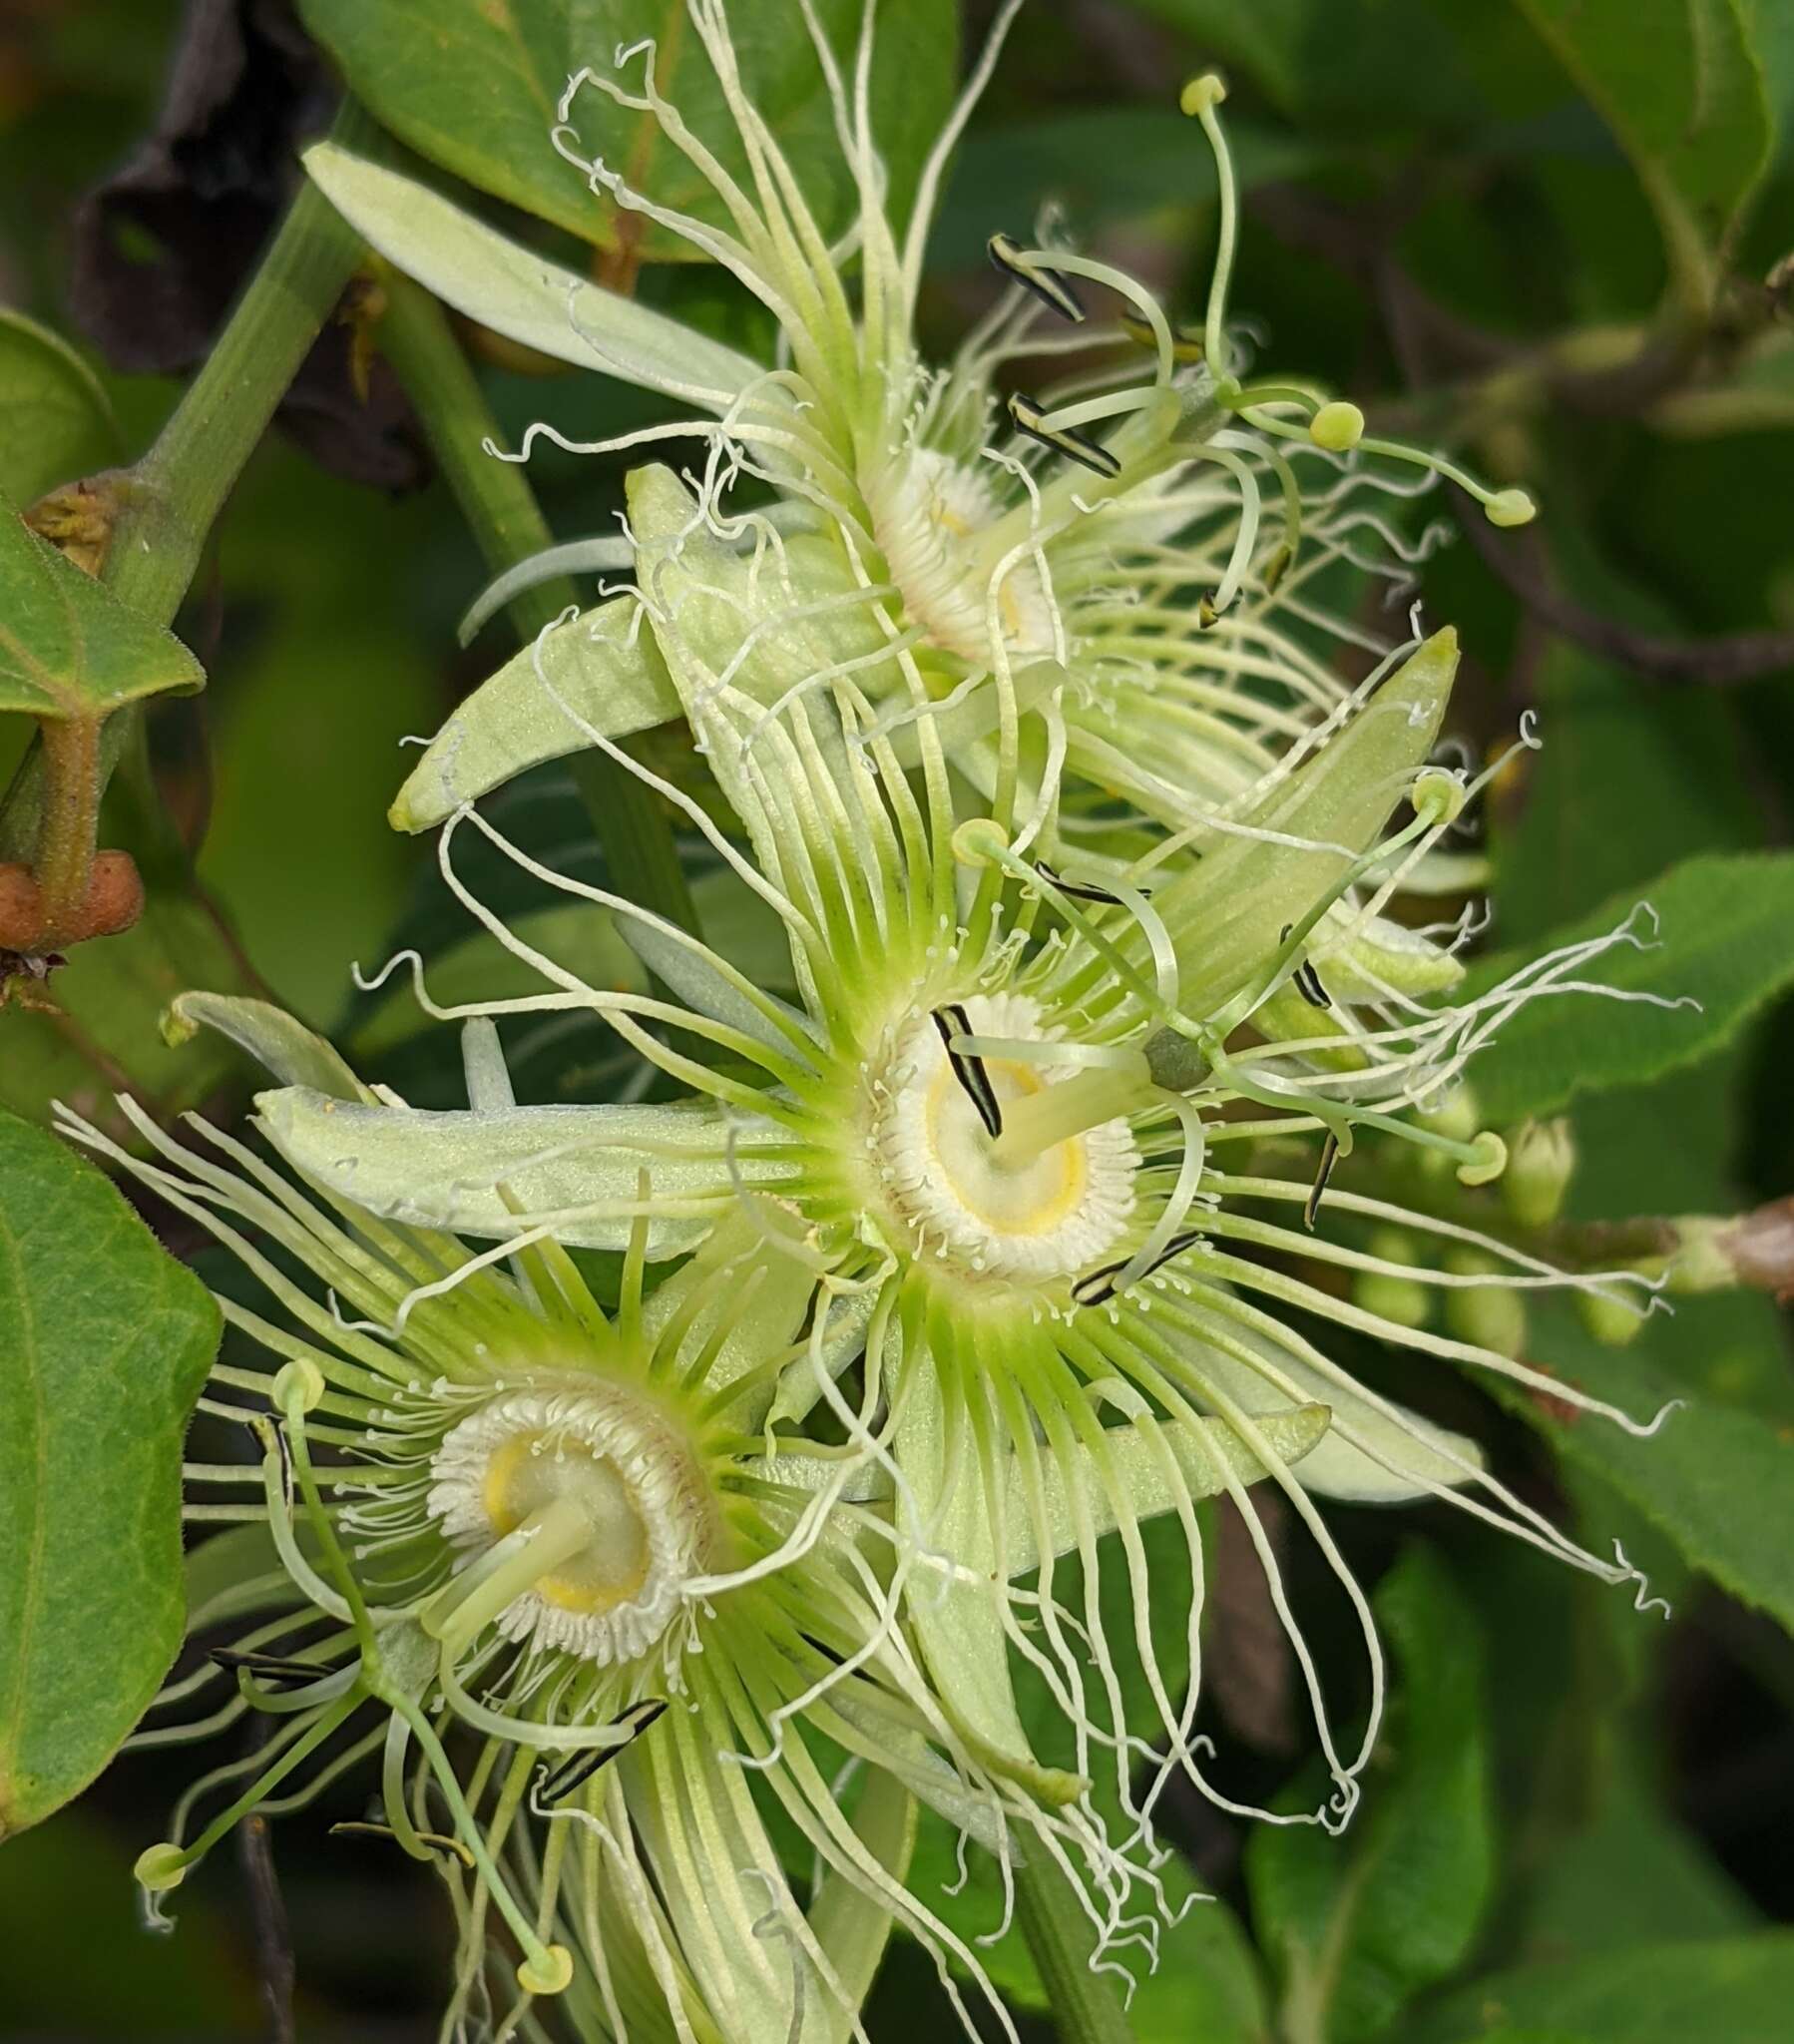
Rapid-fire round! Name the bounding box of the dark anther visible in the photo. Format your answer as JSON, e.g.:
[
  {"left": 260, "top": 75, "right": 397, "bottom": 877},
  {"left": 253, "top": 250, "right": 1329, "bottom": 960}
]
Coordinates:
[
  {"left": 1120, "top": 313, "right": 1205, "bottom": 362},
  {"left": 1304, "top": 1131, "right": 1341, "bottom": 1231},
  {"left": 987, "top": 233, "right": 1087, "bottom": 322},
  {"left": 539, "top": 1699, "right": 669, "bottom": 1803},
  {"left": 1007, "top": 392, "right": 1121, "bottom": 479},
  {"left": 1278, "top": 923, "right": 1332, "bottom": 1010},
  {"left": 1294, "top": 961, "right": 1332, "bottom": 1009},
  {"left": 1072, "top": 1228, "right": 1207, "bottom": 1307},
  {"left": 211, "top": 1648, "right": 327, "bottom": 1693},
  {"left": 1036, "top": 860, "right": 1151, "bottom": 904},
  {"left": 932, "top": 1004, "right": 1003, "bottom": 1140}
]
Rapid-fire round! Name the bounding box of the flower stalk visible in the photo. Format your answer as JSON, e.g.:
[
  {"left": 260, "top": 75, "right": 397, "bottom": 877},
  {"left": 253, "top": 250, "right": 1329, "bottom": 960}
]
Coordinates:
[{"left": 1014, "top": 1850, "right": 1135, "bottom": 2044}]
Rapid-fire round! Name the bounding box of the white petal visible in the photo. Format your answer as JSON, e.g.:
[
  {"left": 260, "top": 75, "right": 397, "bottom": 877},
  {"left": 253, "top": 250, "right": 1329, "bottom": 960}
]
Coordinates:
[
  {"left": 303, "top": 145, "right": 762, "bottom": 404},
  {"left": 164, "top": 993, "right": 371, "bottom": 1101},
  {"left": 1181, "top": 1316, "right": 1486, "bottom": 1503},
  {"left": 253, "top": 1089, "right": 772, "bottom": 1256},
  {"left": 1001, "top": 1403, "right": 1333, "bottom": 1573}
]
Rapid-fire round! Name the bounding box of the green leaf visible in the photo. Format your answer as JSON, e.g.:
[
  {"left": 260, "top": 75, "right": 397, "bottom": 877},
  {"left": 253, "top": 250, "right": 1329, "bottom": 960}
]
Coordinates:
[
  {"left": 0, "top": 489, "right": 204, "bottom": 721},
  {"left": 1511, "top": 0, "right": 1775, "bottom": 289},
  {"left": 297, "top": 0, "right": 958, "bottom": 257},
  {"left": 0, "top": 1810, "right": 254, "bottom": 2032},
  {"left": 1463, "top": 852, "right": 1794, "bottom": 1124},
  {"left": 1413, "top": 1933, "right": 1794, "bottom": 2043},
  {"left": 927, "top": 105, "right": 1323, "bottom": 270},
  {"left": 0, "top": 1110, "right": 219, "bottom": 1837},
  {"left": 0, "top": 310, "right": 120, "bottom": 508},
  {"left": 1515, "top": 1744, "right": 1757, "bottom": 1965},
  {"left": 1503, "top": 1302, "right": 1794, "bottom": 1635},
  {"left": 1491, "top": 644, "right": 1758, "bottom": 948},
  {"left": 1132, "top": 0, "right": 1564, "bottom": 132},
  {"left": 1245, "top": 1545, "right": 1495, "bottom": 2044}
]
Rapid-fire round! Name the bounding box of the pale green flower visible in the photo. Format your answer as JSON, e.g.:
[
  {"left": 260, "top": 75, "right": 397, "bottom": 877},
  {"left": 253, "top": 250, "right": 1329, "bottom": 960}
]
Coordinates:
[
  {"left": 306, "top": 0, "right": 1524, "bottom": 948},
  {"left": 256, "top": 472, "right": 1682, "bottom": 1845},
  {"left": 63, "top": 996, "right": 1312, "bottom": 2041}
]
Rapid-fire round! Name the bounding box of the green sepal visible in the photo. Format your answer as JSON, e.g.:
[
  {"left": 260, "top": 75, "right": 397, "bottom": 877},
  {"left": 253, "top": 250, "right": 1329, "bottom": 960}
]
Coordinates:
[
  {"left": 253, "top": 1087, "right": 778, "bottom": 1257},
  {"left": 302, "top": 144, "right": 762, "bottom": 402},
  {"left": 1160, "top": 627, "right": 1459, "bottom": 1023},
  {"left": 163, "top": 991, "right": 373, "bottom": 1102},
  {"left": 389, "top": 595, "right": 679, "bottom": 831}
]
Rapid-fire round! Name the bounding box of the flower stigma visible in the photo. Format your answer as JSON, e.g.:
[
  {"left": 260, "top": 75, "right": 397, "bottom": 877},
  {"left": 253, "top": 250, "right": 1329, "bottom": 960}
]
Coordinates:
[
  {"left": 425, "top": 1379, "right": 717, "bottom": 1666},
  {"left": 868, "top": 992, "right": 1141, "bottom": 1283}
]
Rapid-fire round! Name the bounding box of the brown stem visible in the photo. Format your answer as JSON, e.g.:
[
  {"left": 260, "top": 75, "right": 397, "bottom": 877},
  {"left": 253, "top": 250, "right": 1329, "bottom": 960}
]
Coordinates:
[
  {"left": 1453, "top": 501, "right": 1794, "bottom": 687},
  {"left": 1252, "top": 181, "right": 1794, "bottom": 686},
  {"left": 34, "top": 716, "right": 101, "bottom": 936}
]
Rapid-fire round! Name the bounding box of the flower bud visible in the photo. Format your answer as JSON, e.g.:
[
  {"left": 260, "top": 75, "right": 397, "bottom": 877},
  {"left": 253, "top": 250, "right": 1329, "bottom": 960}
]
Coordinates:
[
  {"left": 1576, "top": 1287, "right": 1644, "bottom": 1347},
  {"left": 1444, "top": 1252, "right": 1528, "bottom": 1358},
  {"left": 1502, "top": 1118, "right": 1575, "bottom": 1230},
  {"left": 134, "top": 1842, "right": 188, "bottom": 1892},
  {"left": 1352, "top": 1227, "right": 1431, "bottom": 1329}
]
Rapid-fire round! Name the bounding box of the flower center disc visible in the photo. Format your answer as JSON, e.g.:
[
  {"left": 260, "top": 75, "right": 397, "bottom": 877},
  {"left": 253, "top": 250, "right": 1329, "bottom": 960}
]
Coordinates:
[
  {"left": 870, "top": 450, "right": 1056, "bottom": 664},
  {"left": 481, "top": 1433, "right": 650, "bottom": 1615},
  {"left": 872, "top": 992, "right": 1137, "bottom": 1282},
  {"left": 428, "top": 1382, "right": 712, "bottom": 1665}
]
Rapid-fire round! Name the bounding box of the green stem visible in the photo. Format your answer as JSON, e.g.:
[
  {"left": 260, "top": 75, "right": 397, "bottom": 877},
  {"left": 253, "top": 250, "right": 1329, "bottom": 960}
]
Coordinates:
[
  {"left": 105, "top": 103, "right": 377, "bottom": 626},
  {"left": 375, "top": 268, "right": 695, "bottom": 934},
  {"left": 0, "top": 98, "right": 376, "bottom": 867},
  {"left": 1014, "top": 1850, "right": 1136, "bottom": 2044}
]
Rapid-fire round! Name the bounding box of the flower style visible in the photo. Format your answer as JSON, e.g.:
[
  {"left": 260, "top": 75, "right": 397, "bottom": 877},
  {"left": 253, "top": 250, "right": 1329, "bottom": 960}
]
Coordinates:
[
  {"left": 63, "top": 994, "right": 1309, "bottom": 2041},
  {"left": 305, "top": 0, "right": 1529, "bottom": 917},
  {"left": 256, "top": 463, "right": 1683, "bottom": 1853}
]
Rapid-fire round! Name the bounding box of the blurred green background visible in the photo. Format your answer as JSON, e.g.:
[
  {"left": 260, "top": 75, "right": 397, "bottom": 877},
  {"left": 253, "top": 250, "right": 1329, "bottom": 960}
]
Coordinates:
[{"left": 1, "top": 2, "right": 1791, "bottom": 2039}]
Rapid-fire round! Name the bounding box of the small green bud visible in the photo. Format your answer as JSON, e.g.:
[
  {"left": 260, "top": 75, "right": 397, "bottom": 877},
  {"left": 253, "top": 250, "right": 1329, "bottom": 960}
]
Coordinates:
[
  {"left": 1415, "top": 1085, "right": 1481, "bottom": 1184},
  {"left": 1666, "top": 1215, "right": 1737, "bottom": 1293},
  {"left": 1485, "top": 487, "right": 1537, "bottom": 528},
  {"left": 1419, "top": 1084, "right": 1481, "bottom": 1146},
  {"left": 1502, "top": 1117, "right": 1575, "bottom": 1229},
  {"left": 952, "top": 817, "right": 1009, "bottom": 868},
  {"left": 1310, "top": 400, "right": 1365, "bottom": 452},
  {"left": 1445, "top": 1252, "right": 1528, "bottom": 1357},
  {"left": 1411, "top": 766, "right": 1467, "bottom": 826},
  {"left": 1353, "top": 1227, "right": 1431, "bottom": 1328},
  {"left": 1576, "top": 1287, "right": 1644, "bottom": 1347}
]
